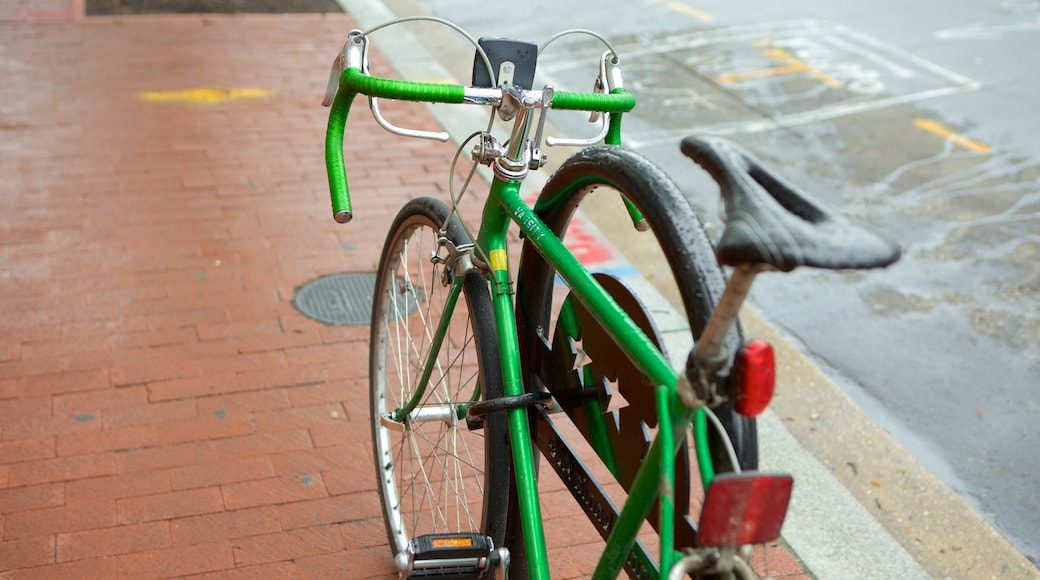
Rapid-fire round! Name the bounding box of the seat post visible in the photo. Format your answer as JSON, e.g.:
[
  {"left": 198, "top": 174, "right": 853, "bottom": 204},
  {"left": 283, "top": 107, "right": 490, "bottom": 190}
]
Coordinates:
[
  {"left": 696, "top": 263, "right": 764, "bottom": 364},
  {"left": 677, "top": 263, "right": 765, "bottom": 410}
]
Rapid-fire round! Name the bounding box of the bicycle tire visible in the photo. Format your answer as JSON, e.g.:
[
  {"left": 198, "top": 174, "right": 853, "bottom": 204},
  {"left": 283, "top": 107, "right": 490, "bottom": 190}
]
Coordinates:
[
  {"left": 369, "top": 196, "right": 510, "bottom": 561},
  {"left": 514, "top": 146, "right": 757, "bottom": 561}
]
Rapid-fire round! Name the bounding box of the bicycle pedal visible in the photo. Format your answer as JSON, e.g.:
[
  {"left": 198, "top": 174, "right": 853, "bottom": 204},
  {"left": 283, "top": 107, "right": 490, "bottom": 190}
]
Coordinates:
[{"left": 397, "top": 533, "right": 497, "bottom": 579}]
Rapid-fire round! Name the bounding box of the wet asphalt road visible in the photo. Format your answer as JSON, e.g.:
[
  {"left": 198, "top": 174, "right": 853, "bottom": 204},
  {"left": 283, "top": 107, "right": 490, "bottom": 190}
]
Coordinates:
[{"left": 394, "top": 0, "right": 1040, "bottom": 564}]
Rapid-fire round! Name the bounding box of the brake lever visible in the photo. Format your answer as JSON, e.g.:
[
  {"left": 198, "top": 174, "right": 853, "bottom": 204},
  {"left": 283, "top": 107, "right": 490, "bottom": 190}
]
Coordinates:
[
  {"left": 588, "top": 50, "right": 622, "bottom": 122},
  {"left": 323, "top": 30, "right": 366, "bottom": 107},
  {"left": 323, "top": 30, "right": 450, "bottom": 141},
  {"left": 546, "top": 51, "right": 621, "bottom": 148}
]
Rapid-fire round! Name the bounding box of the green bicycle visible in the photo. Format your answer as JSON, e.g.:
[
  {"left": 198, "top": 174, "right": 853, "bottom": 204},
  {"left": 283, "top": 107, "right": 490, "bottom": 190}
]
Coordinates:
[{"left": 323, "top": 17, "right": 900, "bottom": 580}]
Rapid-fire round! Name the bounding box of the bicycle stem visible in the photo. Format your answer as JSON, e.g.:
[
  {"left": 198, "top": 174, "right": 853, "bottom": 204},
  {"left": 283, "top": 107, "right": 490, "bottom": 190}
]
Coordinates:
[{"left": 494, "top": 85, "right": 536, "bottom": 181}]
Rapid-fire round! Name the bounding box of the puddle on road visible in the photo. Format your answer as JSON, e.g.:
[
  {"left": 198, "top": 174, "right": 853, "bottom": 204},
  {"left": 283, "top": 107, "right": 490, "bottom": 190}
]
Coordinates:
[
  {"left": 861, "top": 285, "right": 939, "bottom": 316},
  {"left": 828, "top": 108, "right": 1040, "bottom": 354}
]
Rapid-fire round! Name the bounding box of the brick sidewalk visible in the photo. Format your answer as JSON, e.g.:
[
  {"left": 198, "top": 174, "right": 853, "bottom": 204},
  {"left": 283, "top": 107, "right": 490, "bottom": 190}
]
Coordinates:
[
  {"left": 0, "top": 9, "right": 457, "bottom": 578},
  {"left": 0, "top": 7, "right": 808, "bottom": 579}
]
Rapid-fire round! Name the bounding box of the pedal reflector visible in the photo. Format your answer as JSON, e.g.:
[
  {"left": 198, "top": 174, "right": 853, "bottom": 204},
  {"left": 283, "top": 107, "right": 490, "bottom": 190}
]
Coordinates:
[
  {"left": 407, "top": 533, "right": 493, "bottom": 579},
  {"left": 430, "top": 536, "right": 475, "bottom": 549},
  {"left": 698, "top": 472, "right": 793, "bottom": 546}
]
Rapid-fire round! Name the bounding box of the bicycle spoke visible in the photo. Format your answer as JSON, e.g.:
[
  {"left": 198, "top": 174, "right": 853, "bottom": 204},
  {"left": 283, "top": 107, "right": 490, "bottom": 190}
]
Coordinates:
[
  {"left": 369, "top": 201, "right": 504, "bottom": 562},
  {"left": 402, "top": 423, "right": 483, "bottom": 532}
]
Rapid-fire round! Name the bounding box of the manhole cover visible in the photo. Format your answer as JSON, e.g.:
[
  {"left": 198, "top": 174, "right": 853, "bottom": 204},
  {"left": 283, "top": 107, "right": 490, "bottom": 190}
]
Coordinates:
[{"left": 292, "top": 273, "right": 420, "bottom": 326}]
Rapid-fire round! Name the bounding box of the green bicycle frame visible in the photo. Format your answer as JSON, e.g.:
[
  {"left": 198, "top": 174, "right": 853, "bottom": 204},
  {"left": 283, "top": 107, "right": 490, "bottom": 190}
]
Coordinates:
[
  {"left": 326, "top": 58, "right": 718, "bottom": 579},
  {"left": 389, "top": 278, "right": 466, "bottom": 423},
  {"left": 484, "top": 173, "right": 708, "bottom": 579}
]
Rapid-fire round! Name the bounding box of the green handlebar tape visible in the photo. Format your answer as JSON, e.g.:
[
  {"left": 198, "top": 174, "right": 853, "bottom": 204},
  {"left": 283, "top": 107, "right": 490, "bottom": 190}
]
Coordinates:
[
  {"left": 324, "top": 68, "right": 467, "bottom": 222},
  {"left": 325, "top": 85, "right": 356, "bottom": 221},
  {"left": 551, "top": 88, "right": 635, "bottom": 113},
  {"left": 341, "top": 68, "right": 466, "bottom": 104},
  {"left": 324, "top": 70, "right": 634, "bottom": 222}
]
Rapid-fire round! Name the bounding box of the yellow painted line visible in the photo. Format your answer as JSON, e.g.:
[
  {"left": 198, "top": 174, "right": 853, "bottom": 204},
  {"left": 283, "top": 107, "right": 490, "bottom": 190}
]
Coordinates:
[
  {"left": 666, "top": 2, "right": 713, "bottom": 21},
  {"left": 139, "top": 87, "right": 276, "bottom": 104},
  {"left": 717, "top": 63, "right": 809, "bottom": 84},
  {"left": 762, "top": 48, "right": 844, "bottom": 89},
  {"left": 914, "top": 118, "right": 991, "bottom": 154},
  {"left": 648, "top": 0, "right": 713, "bottom": 21},
  {"left": 716, "top": 47, "right": 844, "bottom": 89}
]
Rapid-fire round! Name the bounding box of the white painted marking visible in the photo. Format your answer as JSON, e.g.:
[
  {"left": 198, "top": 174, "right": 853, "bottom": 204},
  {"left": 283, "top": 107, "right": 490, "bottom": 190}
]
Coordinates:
[
  {"left": 936, "top": 17, "right": 1040, "bottom": 40},
  {"left": 627, "top": 83, "right": 981, "bottom": 147},
  {"left": 821, "top": 34, "right": 916, "bottom": 80}
]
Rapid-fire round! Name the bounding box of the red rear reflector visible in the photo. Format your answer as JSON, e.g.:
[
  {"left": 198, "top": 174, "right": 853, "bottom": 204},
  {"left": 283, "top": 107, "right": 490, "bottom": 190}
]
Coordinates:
[
  {"left": 734, "top": 340, "right": 775, "bottom": 417},
  {"left": 698, "top": 472, "right": 793, "bottom": 547}
]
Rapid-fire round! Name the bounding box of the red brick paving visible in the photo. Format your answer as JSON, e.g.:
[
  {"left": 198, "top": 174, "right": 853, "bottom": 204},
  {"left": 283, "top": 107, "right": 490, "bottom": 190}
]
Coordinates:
[{"left": 0, "top": 3, "right": 809, "bottom": 578}]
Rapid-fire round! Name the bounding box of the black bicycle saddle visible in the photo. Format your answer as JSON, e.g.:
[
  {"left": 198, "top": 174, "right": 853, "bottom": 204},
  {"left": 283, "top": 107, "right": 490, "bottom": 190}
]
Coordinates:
[{"left": 680, "top": 136, "right": 902, "bottom": 272}]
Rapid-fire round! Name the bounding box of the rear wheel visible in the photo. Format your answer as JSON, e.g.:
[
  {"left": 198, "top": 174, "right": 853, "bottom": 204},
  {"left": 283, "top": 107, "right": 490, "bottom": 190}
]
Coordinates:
[
  {"left": 514, "top": 146, "right": 757, "bottom": 571},
  {"left": 370, "top": 197, "right": 509, "bottom": 561}
]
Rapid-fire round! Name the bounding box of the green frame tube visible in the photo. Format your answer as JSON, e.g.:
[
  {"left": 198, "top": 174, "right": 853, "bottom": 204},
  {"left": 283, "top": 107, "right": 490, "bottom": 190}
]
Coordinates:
[
  {"left": 493, "top": 180, "right": 693, "bottom": 579},
  {"left": 476, "top": 183, "right": 552, "bottom": 580},
  {"left": 559, "top": 298, "right": 620, "bottom": 477},
  {"left": 498, "top": 170, "right": 718, "bottom": 578},
  {"left": 390, "top": 277, "right": 465, "bottom": 422},
  {"left": 656, "top": 383, "right": 676, "bottom": 574}
]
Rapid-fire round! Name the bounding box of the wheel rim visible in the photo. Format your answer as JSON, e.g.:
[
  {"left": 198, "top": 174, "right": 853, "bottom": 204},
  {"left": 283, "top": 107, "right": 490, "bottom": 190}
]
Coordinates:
[{"left": 372, "top": 217, "right": 488, "bottom": 554}]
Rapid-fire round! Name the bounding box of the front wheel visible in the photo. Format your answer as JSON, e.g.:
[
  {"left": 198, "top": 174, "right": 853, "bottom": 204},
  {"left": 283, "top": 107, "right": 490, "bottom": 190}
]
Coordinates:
[{"left": 369, "top": 197, "right": 510, "bottom": 562}]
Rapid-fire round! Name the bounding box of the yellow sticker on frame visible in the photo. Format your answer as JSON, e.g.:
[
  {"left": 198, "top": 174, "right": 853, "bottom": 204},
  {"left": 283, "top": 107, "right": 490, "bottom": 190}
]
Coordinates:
[{"left": 489, "top": 249, "right": 508, "bottom": 271}]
